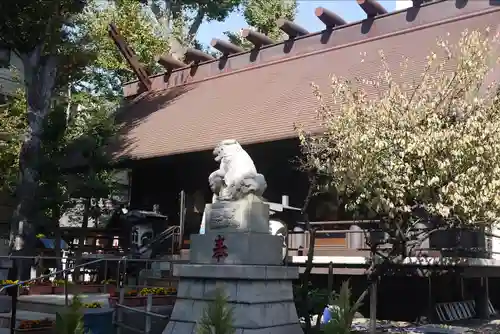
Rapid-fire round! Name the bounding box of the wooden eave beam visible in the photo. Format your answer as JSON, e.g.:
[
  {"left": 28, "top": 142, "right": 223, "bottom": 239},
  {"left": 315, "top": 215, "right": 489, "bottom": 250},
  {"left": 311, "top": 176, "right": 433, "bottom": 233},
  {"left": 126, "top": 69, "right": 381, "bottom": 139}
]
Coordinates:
[
  {"left": 210, "top": 38, "right": 245, "bottom": 55},
  {"left": 411, "top": 0, "right": 433, "bottom": 6},
  {"left": 157, "top": 54, "right": 187, "bottom": 70},
  {"left": 277, "top": 19, "right": 309, "bottom": 38},
  {"left": 315, "top": 7, "right": 347, "bottom": 28},
  {"left": 108, "top": 23, "right": 152, "bottom": 91},
  {"left": 184, "top": 48, "right": 215, "bottom": 63},
  {"left": 357, "top": 0, "right": 388, "bottom": 17},
  {"left": 241, "top": 29, "right": 274, "bottom": 47}
]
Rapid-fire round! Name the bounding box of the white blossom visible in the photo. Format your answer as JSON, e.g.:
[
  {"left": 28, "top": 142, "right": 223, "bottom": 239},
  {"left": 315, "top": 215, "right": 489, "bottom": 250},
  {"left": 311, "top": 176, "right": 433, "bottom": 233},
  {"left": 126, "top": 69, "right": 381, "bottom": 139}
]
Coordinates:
[{"left": 298, "top": 29, "right": 500, "bottom": 227}]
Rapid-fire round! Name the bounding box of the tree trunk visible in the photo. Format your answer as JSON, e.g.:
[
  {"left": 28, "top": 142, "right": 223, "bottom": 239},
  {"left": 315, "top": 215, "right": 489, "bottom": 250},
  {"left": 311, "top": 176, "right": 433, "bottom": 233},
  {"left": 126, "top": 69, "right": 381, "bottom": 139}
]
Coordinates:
[
  {"left": 186, "top": 8, "right": 205, "bottom": 44},
  {"left": 73, "top": 197, "right": 90, "bottom": 282},
  {"left": 150, "top": 0, "right": 172, "bottom": 39},
  {"left": 9, "top": 49, "right": 57, "bottom": 280},
  {"left": 53, "top": 205, "right": 62, "bottom": 276}
]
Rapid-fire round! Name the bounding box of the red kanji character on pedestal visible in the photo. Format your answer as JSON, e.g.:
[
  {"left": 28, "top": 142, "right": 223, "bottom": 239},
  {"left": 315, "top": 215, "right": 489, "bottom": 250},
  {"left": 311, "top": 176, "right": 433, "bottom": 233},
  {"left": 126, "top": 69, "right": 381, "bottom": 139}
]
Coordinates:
[{"left": 213, "top": 235, "right": 228, "bottom": 262}]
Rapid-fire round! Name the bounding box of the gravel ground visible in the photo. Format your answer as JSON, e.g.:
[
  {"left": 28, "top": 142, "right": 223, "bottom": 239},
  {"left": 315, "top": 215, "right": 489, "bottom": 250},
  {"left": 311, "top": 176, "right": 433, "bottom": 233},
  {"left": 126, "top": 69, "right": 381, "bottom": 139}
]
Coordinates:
[{"left": 308, "top": 317, "right": 500, "bottom": 333}]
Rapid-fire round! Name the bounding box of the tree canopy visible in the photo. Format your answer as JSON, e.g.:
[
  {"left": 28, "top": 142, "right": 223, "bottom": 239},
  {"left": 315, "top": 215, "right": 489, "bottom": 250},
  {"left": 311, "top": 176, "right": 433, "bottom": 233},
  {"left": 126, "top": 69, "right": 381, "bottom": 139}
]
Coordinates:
[
  {"left": 0, "top": 90, "right": 26, "bottom": 194},
  {"left": 225, "top": 0, "right": 297, "bottom": 49},
  {"left": 298, "top": 28, "right": 500, "bottom": 227},
  {"left": 0, "top": 0, "right": 161, "bottom": 273},
  {"left": 83, "top": 0, "right": 168, "bottom": 89}
]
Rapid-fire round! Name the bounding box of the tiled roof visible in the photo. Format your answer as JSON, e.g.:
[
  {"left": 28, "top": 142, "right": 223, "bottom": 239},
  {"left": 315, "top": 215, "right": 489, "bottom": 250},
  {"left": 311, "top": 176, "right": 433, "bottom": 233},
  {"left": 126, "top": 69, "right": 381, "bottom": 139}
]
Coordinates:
[{"left": 112, "top": 1, "right": 500, "bottom": 160}]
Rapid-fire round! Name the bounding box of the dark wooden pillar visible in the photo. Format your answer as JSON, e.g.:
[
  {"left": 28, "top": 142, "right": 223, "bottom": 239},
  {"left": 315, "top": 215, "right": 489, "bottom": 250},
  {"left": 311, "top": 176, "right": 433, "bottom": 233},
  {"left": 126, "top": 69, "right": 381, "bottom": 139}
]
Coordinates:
[
  {"left": 369, "top": 278, "right": 378, "bottom": 334},
  {"left": 475, "top": 277, "right": 490, "bottom": 319}
]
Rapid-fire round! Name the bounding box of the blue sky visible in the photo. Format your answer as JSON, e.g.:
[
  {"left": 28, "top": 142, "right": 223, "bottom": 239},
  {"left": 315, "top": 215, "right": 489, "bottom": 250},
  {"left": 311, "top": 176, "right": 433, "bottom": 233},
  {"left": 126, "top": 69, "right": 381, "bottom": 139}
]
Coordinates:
[{"left": 197, "top": 1, "right": 397, "bottom": 49}]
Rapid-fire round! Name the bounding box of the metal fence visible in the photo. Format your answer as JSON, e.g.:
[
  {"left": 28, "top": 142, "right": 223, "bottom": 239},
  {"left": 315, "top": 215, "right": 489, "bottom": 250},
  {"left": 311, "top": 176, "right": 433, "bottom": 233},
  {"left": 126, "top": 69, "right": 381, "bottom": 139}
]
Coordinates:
[{"left": 0, "top": 255, "right": 180, "bottom": 334}]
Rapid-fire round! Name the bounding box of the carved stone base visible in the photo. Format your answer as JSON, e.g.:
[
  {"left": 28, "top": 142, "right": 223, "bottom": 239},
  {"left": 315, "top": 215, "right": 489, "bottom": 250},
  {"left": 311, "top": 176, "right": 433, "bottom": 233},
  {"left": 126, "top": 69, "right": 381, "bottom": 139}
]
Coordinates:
[
  {"left": 162, "top": 265, "right": 302, "bottom": 334},
  {"left": 190, "top": 232, "right": 284, "bottom": 265},
  {"left": 204, "top": 194, "right": 269, "bottom": 234}
]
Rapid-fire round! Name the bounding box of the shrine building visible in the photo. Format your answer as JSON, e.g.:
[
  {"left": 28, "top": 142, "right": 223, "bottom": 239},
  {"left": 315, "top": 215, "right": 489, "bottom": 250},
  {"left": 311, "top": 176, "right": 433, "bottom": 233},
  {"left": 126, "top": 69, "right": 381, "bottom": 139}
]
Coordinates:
[{"left": 111, "top": 0, "right": 500, "bottom": 227}]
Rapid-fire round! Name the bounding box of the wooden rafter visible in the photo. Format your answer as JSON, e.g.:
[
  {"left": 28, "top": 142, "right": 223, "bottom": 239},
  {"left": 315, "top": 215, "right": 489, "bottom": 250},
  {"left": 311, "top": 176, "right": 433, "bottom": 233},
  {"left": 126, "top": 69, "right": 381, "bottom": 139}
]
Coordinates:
[
  {"left": 241, "top": 29, "right": 274, "bottom": 47},
  {"left": 108, "top": 23, "right": 152, "bottom": 91},
  {"left": 211, "top": 39, "right": 245, "bottom": 55},
  {"left": 277, "top": 19, "right": 309, "bottom": 38},
  {"left": 315, "top": 7, "right": 347, "bottom": 28},
  {"left": 357, "top": 0, "right": 388, "bottom": 17}
]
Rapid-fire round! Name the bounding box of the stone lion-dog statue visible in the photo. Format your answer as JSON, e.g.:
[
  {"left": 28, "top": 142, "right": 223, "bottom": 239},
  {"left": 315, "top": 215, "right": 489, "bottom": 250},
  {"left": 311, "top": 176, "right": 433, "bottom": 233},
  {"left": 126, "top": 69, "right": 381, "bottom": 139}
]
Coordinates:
[{"left": 208, "top": 139, "right": 267, "bottom": 202}]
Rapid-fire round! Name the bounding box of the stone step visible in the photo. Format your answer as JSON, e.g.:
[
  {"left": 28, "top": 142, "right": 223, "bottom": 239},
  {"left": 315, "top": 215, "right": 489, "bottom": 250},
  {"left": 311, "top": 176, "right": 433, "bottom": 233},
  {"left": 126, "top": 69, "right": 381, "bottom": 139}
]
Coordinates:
[{"left": 17, "top": 293, "right": 110, "bottom": 314}]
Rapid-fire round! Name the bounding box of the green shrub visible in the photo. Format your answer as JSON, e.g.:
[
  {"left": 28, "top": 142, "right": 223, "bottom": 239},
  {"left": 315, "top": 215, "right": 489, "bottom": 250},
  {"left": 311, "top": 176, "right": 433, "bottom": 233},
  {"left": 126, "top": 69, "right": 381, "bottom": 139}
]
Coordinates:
[
  {"left": 55, "top": 295, "right": 85, "bottom": 334},
  {"left": 197, "top": 288, "right": 235, "bottom": 334},
  {"left": 323, "top": 280, "right": 366, "bottom": 334}
]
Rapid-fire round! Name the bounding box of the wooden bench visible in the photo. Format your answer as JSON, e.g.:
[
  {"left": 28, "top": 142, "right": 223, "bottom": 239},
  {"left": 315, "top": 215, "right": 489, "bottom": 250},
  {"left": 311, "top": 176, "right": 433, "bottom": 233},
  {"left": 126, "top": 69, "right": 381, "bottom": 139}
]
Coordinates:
[{"left": 435, "top": 300, "right": 496, "bottom": 322}]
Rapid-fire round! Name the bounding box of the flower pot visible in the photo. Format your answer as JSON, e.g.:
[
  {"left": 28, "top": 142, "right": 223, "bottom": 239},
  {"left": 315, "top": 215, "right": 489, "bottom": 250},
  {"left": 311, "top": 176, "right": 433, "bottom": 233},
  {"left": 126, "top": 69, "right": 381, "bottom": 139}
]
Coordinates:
[
  {"left": 102, "top": 284, "right": 116, "bottom": 296},
  {"left": 14, "top": 327, "right": 54, "bottom": 334},
  {"left": 52, "top": 286, "right": 64, "bottom": 294},
  {"left": 83, "top": 309, "right": 114, "bottom": 334},
  {"left": 28, "top": 285, "right": 53, "bottom": 295},
  {"left": 152, "top": 295, "right": 176, "bottom": 306},
  {"left": 53, "top": 284, "right": 77, "bottom": 294},
  {"left": 123, "top": 296, "right": 145, "bottom": 307},
  {"left": 77, "top": 285, "right": 101, "bottom": 293}
]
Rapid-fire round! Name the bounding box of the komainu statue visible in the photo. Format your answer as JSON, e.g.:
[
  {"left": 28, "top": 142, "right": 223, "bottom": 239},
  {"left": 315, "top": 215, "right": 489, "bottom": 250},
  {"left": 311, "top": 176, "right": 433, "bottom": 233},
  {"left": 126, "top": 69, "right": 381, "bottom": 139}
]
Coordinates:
[{"left": 208, "top": 139, "right": 267, "bottom": 201}]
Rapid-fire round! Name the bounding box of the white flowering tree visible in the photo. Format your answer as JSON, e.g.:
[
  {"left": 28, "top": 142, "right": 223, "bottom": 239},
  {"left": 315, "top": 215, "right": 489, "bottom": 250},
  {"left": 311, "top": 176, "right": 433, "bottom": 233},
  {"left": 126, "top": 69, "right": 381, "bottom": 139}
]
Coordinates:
[{"left": 298, "top": 29, "right": 500, "bottom": 257}]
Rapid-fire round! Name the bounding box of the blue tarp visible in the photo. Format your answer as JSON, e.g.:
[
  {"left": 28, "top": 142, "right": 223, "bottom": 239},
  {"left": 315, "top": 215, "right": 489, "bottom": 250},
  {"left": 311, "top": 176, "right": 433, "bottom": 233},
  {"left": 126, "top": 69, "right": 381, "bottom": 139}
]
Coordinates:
[{"left": 39, "top": 238, "right": 68, "bottom": 250}]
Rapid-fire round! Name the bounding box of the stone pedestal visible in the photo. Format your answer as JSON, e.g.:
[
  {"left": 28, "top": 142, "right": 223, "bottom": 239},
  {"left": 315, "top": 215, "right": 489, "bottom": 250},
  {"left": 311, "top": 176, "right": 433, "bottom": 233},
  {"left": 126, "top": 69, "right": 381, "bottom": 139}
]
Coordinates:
[{"left": 163, "top": 195, "right": 302, "bottom": 334}]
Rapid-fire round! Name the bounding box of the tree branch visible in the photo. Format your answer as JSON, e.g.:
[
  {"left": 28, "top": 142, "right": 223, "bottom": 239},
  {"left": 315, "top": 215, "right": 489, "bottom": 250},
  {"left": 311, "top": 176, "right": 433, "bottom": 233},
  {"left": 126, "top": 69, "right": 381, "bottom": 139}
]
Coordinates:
[
  {"left": 186, "top": 8, "right": 205, "bottom": 44},
  {"left": 0, "top": 35, "right": 21, "bottom": 59}
]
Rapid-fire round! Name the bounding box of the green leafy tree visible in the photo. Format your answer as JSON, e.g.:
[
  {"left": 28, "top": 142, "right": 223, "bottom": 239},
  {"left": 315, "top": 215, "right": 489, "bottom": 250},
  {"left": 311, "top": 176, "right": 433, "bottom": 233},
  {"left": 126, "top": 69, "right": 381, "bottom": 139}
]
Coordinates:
[
  {"left": 0, "top": 90, "right": 25, "bottom": 194},
  {"left": 0, "top": 0, "right": 91, "bottom": 277},
  {"left": 224, "top": 0, "right": 297, "bottom": 49},
  {"left": 83, "top": 0, "right": 169, "bottom": 91},
  {"left": 143, "top": 0, "right": 243, "bottom": 56},
  {"left": 37, "top": 92, "right": 120, "bottom": 275},
  {"left": 298, "top": 28, "right": 500, "bottom": 289},
  {"left": 298, "top": 28, "right": 500, "bottom": 227}
]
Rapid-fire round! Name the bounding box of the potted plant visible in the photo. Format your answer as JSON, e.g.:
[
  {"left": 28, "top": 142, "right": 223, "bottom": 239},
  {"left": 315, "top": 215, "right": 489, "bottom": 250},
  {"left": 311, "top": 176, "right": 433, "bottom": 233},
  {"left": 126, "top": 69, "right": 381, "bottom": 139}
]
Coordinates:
[
  {"left": 28, "top": 280, "right": 53, "bottom": 295},
  {"left": 76, "top": 281, "right": 101, "bottom": 294},
  {"left": 16, "top": 318, "right": 54, "bottom": 334},
  {"left": 101, "top": 279, "right": 116, "bottom": 296},
  {"left": 122, "top": 289, "right": 143, "bottom": 307},
  {"left": 139, "top": 287, "right": 177, "bottom": 306},
  {"left": 323, "top": 280, "right": 366, "bottom": 334},
  {"left": 83, "top": 302, "right": 102, "bottom": 309},
  {"left": 82, "top": 300, "right": 114, "bottom": 333},
  {"left": 1, "top": 280, "right": 18, "bottom": 295}
]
